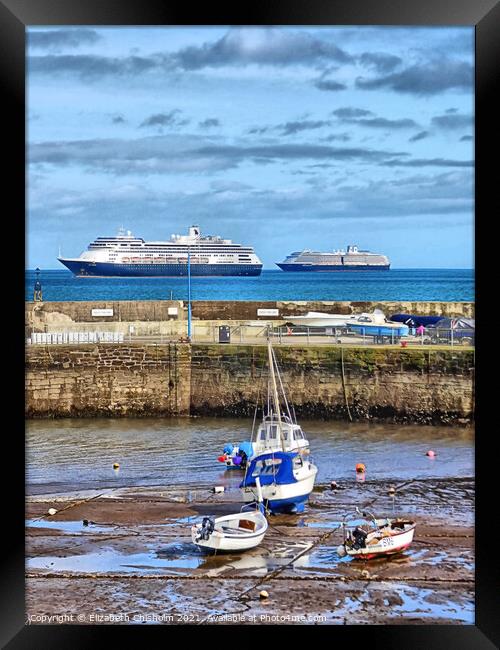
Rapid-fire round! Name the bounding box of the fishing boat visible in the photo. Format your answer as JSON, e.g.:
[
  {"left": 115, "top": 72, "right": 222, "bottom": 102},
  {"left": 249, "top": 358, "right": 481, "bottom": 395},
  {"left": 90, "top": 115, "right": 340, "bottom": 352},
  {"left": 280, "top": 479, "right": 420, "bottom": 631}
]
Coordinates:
[
  {"left": 191, "top": 481, "right": 268, "bottom": 552},
  {"left": 337, "top": 508, "right": 416, "bottom": 560},
  {"left": 239, "top": 340, "right": 318, "bottom": 514}
]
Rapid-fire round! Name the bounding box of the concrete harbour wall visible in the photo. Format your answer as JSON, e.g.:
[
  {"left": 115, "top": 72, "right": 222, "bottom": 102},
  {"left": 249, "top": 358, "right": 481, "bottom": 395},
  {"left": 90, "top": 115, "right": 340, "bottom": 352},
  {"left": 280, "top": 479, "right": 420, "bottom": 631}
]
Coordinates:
[{"left": 26, "top": 343, "right": 474, "bottom": 425}]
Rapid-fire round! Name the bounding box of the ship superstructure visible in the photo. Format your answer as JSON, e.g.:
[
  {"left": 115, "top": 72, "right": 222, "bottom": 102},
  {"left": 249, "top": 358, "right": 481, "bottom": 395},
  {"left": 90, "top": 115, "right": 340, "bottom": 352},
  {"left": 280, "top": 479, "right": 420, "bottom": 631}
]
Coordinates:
[
  {"left": 276, "top": 245, "right": 390, "bottom": 271},
  {"left": 58, "top": 226, "right": 263, "bottom": 277}
]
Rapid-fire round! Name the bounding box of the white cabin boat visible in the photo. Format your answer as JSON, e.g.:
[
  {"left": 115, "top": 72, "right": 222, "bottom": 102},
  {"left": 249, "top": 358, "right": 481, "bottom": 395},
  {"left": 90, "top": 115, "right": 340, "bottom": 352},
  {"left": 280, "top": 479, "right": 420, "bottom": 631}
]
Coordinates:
[
  {"left": 240, "top": 340, "right": 318, "bottom": 514},
  {"left": 284, "top": 312, "right": 349, "bottom": 328}
]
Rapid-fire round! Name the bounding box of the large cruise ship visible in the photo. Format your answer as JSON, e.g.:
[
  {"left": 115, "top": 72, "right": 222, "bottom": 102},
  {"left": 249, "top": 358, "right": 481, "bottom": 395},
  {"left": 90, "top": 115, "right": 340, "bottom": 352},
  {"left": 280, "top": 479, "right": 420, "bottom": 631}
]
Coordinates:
[
  {"left": 276, "top": 245, "right": 390, "bottom": 271},
  {"left": 58, "top": 226, "right": 263, "bottom": 277}
]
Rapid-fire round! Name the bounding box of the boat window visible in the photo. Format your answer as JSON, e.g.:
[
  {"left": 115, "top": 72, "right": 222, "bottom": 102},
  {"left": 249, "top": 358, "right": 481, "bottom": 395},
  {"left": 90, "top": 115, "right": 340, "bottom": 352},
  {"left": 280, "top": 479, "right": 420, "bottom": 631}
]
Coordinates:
[
  {"left": 259, "top": 429, "right": 266, "bottom": 440},
  {"left": 269, "top": 425, "right": 278, "bottom": 439},
  {"left": 252, "top": 458, "right": 282, "bottom": 476},
  {"left": 293, "top": 428, "right": 304, "bottom": 440}
]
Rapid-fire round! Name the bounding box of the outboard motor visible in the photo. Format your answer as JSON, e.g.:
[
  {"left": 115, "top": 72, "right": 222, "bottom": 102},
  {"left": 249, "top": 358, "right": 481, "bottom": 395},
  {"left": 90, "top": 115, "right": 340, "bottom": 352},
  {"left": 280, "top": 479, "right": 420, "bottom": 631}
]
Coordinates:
[
  {"left": 199, "top": 516, "right": 215, "bottom": 540},
  {"left": 352, "top": 526, "right": 368, "bottom": 549}
]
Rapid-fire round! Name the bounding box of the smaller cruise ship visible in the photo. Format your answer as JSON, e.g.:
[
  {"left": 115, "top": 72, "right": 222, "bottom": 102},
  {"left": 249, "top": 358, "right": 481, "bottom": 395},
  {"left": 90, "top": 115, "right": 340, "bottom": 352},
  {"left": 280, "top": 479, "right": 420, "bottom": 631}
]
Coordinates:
[
  {"left": 276, "top": 245, "right": 390, "bottom": 271},
  {"left": 58, "top": 226, "right": 263, "bottom": 277}
]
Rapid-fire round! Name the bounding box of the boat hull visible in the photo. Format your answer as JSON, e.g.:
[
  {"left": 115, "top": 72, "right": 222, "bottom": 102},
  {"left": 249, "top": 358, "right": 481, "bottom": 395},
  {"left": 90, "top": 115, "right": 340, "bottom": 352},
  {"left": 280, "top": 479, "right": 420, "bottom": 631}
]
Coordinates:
[
  {"left": 277, "top": 263, "right": 390, "bottom": 272},
  {"left": 191, "top": 511, "right": 268, "bottom": 551},
  {"left": 348, "top": 324, "right": 409, "bottom": 337},
  {"left": 59, "top": 259, "right": 263, "bottom": 277},
  {"left": 241, "top": 468, "right": 317, "bottom": 514},
  {"left": 346, "top": 524, "right": 416, "bottom": 560}
]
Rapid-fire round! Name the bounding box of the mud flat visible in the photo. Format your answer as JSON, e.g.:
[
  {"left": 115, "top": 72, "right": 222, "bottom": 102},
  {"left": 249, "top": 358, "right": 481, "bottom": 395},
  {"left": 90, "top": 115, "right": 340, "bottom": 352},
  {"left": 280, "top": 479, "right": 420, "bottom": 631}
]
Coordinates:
[{"left": 26, "top": 477, "right": 474, "bottom": 625}]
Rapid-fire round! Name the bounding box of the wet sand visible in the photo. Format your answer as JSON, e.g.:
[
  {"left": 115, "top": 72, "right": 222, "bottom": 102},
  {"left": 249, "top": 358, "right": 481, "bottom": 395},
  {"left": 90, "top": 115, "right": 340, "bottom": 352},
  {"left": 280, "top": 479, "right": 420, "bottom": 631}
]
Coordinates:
[{"left": 26, "top": 477, "right": 474, "bottom": 625}]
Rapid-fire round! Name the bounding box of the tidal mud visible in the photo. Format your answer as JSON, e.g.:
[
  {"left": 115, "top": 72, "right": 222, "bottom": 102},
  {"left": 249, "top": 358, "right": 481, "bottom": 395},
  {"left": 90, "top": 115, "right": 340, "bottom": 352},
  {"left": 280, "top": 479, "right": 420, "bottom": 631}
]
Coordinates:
[{"left": 26, "top": 477, "right": 474, "bottom": 625}]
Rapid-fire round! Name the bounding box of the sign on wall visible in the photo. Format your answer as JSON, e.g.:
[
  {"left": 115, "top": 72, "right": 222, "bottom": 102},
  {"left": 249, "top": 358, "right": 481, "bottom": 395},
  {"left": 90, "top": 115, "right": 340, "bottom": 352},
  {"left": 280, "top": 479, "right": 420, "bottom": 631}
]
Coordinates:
[
  {"left": 91, "top": 308, "right": 114, "bottom": 317},
  {"left": 257, "top": 308, "right": 279, "bottom": 316}
]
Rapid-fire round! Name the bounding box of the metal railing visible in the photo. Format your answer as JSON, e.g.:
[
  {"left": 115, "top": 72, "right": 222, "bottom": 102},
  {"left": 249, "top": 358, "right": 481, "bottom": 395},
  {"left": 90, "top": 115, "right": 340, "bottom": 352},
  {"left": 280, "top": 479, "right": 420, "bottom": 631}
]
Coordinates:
[{"left": 26, "top": 324, "right": 474, "bottom": 348}]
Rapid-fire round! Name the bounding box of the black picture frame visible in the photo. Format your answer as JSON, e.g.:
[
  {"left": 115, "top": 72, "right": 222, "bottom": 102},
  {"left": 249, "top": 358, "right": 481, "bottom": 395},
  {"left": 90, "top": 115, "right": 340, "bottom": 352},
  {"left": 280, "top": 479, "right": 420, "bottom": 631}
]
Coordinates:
[{"left": 5, "top": 0, "right": 496, "bottom": 646}]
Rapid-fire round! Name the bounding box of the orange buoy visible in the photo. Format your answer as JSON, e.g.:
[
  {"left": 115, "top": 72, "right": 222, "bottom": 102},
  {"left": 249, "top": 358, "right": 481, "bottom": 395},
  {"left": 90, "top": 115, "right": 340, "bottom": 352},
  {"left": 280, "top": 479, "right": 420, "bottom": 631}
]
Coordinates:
[
  {"left": 355, "top": 463, "right": 366, "bottom": 473},
  {"left": 426, "top": 450, "right": 436, "bottom": 458}
]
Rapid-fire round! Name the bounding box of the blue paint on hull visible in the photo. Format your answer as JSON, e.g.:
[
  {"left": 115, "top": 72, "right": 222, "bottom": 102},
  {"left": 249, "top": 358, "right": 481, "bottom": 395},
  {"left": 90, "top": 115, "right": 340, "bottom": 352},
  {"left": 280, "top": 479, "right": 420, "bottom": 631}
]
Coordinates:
[
  {"left": 349, "top": 324, "right": 409, "bottom": 337},
  {"left": 59, "top": 259, "right": 262, "bottom": 277},
  {"left": 276, "top": 263, "right": 390, "bottom": 272},
  {"left": 265, "top": 493, "right": 310, "bottom": 514}
]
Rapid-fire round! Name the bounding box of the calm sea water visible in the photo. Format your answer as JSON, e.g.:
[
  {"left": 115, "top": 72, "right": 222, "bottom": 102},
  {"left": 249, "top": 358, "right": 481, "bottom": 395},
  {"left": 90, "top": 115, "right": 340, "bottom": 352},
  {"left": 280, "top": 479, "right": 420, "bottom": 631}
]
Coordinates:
[
  {"left": 26, "top": 417, "right": 474, "bottom": 495},
  {"left": 25, "top": 269, "right": 474, "bottom": 302}
]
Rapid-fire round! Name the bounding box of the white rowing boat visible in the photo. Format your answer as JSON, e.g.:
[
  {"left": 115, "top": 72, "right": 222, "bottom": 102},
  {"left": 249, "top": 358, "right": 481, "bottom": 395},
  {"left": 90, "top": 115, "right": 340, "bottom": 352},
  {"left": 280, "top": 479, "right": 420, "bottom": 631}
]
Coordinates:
[{"left": 191, "top": 504, "right": 268, "bottom": 552}]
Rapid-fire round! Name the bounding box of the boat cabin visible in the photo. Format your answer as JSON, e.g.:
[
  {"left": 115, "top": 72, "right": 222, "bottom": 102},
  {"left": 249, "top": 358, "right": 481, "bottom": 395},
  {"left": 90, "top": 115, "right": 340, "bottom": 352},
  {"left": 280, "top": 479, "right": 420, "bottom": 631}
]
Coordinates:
[{"left": 252, "top": 414, "right": 309, "bottom": 455}]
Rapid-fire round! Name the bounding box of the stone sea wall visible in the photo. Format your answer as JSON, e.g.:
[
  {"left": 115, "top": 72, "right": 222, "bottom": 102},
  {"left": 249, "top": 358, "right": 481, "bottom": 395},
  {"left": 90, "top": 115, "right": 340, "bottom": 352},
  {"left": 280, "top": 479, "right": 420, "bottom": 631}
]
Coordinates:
[
  {"left": 26, "top": 299, "right": 474, "bottom": 331},
  {"left": 26, "top": 343, "right": 474, "bottom": 425}
]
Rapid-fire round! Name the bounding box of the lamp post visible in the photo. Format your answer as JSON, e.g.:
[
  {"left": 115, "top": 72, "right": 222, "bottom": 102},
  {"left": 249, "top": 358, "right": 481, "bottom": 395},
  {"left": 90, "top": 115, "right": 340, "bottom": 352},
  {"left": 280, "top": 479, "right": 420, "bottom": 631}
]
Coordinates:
[
  {"left": 33, "top": 267, "right": 43, "bottom": 302},
  {"left": 187, "top": 249, "right": 192, "bottom": 340}
]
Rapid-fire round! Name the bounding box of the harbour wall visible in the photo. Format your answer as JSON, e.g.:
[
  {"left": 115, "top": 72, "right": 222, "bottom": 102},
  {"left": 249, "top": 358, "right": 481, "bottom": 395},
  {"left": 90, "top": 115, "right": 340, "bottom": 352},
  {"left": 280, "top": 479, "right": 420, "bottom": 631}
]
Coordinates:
[
  {"left": 25, "top": 343, "right": 474, "bottom": 425},
  {"left": 26, "top": 299, "right": 475, "bottom": 338},
  {"left": 26, "top": 299, "right": 474, "bottom": 325}
]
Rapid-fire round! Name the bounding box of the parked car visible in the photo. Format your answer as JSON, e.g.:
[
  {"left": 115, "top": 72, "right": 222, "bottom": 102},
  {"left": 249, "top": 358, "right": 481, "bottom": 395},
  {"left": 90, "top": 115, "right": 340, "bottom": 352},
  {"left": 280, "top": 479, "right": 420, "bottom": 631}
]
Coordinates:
[{"left": 422, "top": 317, "right": 475, "bottom": 345}]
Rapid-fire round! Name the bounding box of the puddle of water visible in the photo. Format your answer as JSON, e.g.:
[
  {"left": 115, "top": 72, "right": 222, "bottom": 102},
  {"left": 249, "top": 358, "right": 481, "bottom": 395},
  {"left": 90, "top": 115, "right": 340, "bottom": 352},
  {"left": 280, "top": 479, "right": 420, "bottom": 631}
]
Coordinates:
[
  {"left": 26, "top": 519, "right": 116, "bottom": 534},
  {"left": 392, "top": 586, "right": 474, "bottom": 623},
  {"left": 27, "top": 542, "right": 205, "bottom": 574}
]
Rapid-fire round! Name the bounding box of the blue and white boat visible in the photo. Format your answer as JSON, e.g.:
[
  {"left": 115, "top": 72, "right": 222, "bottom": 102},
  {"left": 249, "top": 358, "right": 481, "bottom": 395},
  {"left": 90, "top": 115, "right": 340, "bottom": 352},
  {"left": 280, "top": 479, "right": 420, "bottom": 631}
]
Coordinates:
[
  {"left": 347, "top": 310, "right": 409, "bottom": 338},
  {"left": 58, "top": 225, "right": 262, "bottom": 277},
  {"left": 240, "top": 340, "right": 318, "bottom": 514}
]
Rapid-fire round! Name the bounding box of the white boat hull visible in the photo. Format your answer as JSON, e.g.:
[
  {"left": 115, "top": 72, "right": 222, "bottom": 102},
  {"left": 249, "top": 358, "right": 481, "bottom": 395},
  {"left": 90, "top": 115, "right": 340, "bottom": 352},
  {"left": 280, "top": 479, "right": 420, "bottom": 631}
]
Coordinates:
[
  {"left": 345, "top": 522, "right": 416, "bottom": 559},
  {"left": 191, "top": 510, "right": 268, "bottom": 552}
]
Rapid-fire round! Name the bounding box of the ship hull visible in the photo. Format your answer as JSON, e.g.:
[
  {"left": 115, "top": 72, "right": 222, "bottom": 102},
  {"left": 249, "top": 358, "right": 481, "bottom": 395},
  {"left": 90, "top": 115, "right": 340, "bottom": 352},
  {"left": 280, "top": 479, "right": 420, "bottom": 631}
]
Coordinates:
[
  {"left": 276, "top": 263, "right": 390, "bottom": 272},
  {"left": 59, "top": 259, "right": 262, "bottom": 277}
]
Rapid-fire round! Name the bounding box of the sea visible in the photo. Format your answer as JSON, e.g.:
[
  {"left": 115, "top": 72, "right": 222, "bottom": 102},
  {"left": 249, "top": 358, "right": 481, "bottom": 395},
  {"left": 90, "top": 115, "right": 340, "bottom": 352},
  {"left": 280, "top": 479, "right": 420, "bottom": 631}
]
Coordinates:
[
  {"left": 26, "top": 417, "right": 473, "bottom": 496},
  {"left": 25, "top": 268, "right": 474, "bottom": 302}
]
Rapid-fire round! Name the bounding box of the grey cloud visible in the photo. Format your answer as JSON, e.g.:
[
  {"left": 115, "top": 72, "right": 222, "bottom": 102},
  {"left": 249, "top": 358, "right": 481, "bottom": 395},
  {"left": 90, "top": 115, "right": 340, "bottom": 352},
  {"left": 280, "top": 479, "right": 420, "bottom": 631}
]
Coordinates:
[
  {"left": 29, "top": 54, "right": 163, "bottom": 78},
  {"left": 323, "top": 133, "right": 351, "bottom": 142},
  {"left": 409, "top": 131, "right": 430, "bottom": 143},
  {"left": 172, "top": 28, "right": 353, "bottom": 69},
  {"left": 383, "top": 158, "right": 473, "bottom": 168},
  {"left": 332, "top": 107, "right": 373, "bottom": 118},
  {"left": 460, "top": 135, "right": 473, "bottom": 141},
  {"left": 359, "top": 52, "right": 402, "bottom": 73},
  {"left": 313, "top": 80, "right": 347, "bottom": 91},
  {"left": 199, "top": 118, "right": 220, "bottom": 128},
  {"left": 355, "top": 59, "right": 473, "bottom": 95},
  {"left": 29, "top": 135, "right": 410, "bottom": 175},
  {"left": 112, "top": 115, "right": 125, "bottom": 124},
  {"left": 192, "top": 143, "right": 408, "bottom": 164},
  {"left": 28, "top": 29, "right": 101, "bottom": 50},
  {"left": 140, "top": 110, "right": 189, "bottom": 128},
  {"left": 353, "top": 118, "right": 418, "bottom": 129},
  {"left": 431, "top": 113, "right": 474, "bottom": 130},
  {"left": 280, "top": 120, "right": 331, "bottom": 136}
]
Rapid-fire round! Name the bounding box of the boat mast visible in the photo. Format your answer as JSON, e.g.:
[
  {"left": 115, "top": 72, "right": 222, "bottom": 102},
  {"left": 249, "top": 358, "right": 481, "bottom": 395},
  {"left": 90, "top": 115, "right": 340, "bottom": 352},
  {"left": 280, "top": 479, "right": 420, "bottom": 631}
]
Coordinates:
[{"left": 268, "top": 340, "right": 286, "bottom": 452}]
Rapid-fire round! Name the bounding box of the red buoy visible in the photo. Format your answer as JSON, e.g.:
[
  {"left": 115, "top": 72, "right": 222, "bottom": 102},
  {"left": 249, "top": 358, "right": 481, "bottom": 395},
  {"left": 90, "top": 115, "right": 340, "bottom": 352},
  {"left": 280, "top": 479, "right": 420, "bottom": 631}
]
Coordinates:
[
  {"left": 217, "top": 455, "right": 227, "bottom": 463},
  {"left": 355, "top": 463, "right": 366, "bottom": 473}
]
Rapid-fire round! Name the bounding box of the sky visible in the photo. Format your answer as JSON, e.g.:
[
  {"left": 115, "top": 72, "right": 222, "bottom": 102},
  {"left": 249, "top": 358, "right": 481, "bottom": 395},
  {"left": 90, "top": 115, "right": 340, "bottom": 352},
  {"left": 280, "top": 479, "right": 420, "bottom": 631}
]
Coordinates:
[{"left": 26, "top": 26, "right": 474, "bottom": 269}]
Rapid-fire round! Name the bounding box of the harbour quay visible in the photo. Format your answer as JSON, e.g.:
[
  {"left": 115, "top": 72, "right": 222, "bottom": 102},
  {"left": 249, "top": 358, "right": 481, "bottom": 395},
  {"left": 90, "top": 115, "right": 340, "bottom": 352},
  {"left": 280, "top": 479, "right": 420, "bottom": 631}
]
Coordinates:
[{"left": 25, "top": 299, "right": 474, "bottom": 425}]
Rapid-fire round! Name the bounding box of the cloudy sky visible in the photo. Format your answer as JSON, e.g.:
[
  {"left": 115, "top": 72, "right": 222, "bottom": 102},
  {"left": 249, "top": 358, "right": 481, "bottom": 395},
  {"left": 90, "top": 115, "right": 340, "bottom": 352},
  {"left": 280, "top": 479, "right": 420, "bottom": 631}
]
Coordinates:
[{"left": 27, "top": 26, "right": 474, "bottom": 269}]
